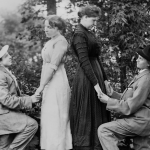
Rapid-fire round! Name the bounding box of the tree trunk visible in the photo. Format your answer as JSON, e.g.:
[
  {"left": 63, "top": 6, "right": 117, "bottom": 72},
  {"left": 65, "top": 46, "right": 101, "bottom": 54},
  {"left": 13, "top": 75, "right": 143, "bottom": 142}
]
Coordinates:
[{"left": 47, "top": 0, "right": 56, "bottom": 15}]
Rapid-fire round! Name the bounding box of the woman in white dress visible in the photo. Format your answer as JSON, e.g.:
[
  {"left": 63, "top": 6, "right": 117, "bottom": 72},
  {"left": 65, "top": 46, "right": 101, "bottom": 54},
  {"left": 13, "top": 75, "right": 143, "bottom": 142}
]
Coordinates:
[{"left": 35, "top": 15, "right": 72, "bottom": 150}]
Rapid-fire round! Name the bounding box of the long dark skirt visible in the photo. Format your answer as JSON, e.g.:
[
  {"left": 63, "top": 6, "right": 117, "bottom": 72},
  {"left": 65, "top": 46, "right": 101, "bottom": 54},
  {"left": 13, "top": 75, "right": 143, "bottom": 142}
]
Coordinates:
[{"left": 70, "top": 59, "right": 111, "bottom": 150}]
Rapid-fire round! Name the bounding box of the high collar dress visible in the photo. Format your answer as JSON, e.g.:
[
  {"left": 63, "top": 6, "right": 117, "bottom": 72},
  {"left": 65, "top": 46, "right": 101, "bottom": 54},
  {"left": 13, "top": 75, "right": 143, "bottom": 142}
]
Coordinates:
[
  {"left": 70, "top": 24, "right": 111, "bottom": 150},
  {"left": 40, "top": 35, "right": 72, "bottom": 150}
]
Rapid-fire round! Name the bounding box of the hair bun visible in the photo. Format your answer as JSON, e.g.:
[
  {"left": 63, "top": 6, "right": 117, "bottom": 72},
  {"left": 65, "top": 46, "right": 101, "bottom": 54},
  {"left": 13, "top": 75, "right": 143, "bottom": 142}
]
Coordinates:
[
  {"left": 78, "top": 5, "right": 101, "bottom": 18},
  {"left": 46, "top": 15, "right": 66, "bottom": 34}
]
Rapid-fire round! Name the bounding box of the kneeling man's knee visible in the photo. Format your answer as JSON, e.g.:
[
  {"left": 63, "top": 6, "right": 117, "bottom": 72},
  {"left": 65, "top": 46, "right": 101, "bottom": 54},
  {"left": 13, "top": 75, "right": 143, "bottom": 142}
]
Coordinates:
[
  {"left": 33, "top": 119, "right": 38, "bottom": 131},
  {"left": 98, "top": 123, "right": 108, "bottom": 139},
  {"left": 27, "top": 117, "right": 38, "bottom": 131}
]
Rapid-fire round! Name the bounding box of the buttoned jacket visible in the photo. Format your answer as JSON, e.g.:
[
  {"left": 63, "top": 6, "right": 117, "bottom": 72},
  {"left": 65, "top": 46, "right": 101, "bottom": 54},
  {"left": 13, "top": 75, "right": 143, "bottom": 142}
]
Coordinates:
[
  {"left": 0, "top": 66, "right": 32, "bottom": 135},
  {"left": 107, "top": 69, "right": 150, "bottom": 136}
]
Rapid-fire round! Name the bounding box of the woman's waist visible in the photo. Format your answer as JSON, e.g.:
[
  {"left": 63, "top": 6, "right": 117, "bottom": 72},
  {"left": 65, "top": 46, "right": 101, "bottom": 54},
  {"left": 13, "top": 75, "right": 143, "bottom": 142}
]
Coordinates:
[
  {"left": 76, "top": 57, "right": 98, "bottom": 66},
  {"left": 54, "top": 64, "right": 66, "bottom": 75},
  {"left": 44, "top": 67, "right": 68, "bottom": 85},
  {"left": 89, "top": 56, "right": 98, "bottom": 60},
  {"left": 44, "top": 74, "right": 69, "bottom": 89},
  {"left": 77, "top": 58, "right": 99, "bottom": 67},
  {"left": 76, "top": 59, "right": 104, "bottom": 78},
  {"left": 43, "top": 62, "right": 64, "bottom": 70}
]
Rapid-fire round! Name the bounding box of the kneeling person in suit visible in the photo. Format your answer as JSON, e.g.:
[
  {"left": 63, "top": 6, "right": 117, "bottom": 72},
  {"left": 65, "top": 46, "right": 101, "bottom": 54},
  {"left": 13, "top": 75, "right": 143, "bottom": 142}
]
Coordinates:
[
  {"left": 98, "top": 45, "right": 150, "bottom": 150},
  {"left": 0, "top": 45, "right": 40, "bottom": 150}
]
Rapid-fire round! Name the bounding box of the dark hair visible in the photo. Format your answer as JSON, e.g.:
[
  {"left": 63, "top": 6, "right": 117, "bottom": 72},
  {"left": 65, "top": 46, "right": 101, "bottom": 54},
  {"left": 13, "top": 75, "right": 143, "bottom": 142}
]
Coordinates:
[
  {"left": 78, "top": 5, "right": 101, "bottom": 19},
  {"left": 46, "top": 15, "right": 66, "bottom": 34}
]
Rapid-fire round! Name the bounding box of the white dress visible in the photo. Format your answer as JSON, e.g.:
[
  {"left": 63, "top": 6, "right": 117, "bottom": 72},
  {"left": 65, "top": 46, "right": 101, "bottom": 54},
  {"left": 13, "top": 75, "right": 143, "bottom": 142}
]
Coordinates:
[{"left": 40, "top": 35, "right": 72, "bottom": 150}]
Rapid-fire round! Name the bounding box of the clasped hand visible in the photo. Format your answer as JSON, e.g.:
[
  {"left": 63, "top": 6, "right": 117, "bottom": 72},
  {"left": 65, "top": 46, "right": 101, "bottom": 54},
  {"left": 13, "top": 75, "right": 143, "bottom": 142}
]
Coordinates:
[
  {"left": 31, "top": 94, "right": 41, "bottom": 103},
  {"left": 31, "top": 86, "right": 44, "bottom": 103},
  {"left": 98, "top": 93, "right": 109, "bottom": 103},
  {"left": 35, "top": 85, "right": 44, "bottom": 96},
  {"left": 104, "top": 80, "right": 113, "bottom": 96},
  {"left": 94, "top": 81, "right": 113, "bottom": 103}
]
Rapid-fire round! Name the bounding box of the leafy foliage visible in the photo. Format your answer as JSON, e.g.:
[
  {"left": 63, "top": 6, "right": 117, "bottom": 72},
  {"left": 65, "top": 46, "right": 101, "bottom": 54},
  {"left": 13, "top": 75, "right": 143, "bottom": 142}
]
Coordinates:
[
  {"left": 70, "top": 0, "right": 150, "bottom": 91},
  {"left": 0, "top": 0, "right": 150, "bottom": 149}
]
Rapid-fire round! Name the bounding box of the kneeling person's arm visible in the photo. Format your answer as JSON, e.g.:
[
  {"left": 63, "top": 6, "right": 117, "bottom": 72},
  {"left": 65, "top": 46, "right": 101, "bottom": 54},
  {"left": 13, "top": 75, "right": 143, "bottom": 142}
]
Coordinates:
[{"left": 0, "top": 74, "right": 32, "bottom": 110}]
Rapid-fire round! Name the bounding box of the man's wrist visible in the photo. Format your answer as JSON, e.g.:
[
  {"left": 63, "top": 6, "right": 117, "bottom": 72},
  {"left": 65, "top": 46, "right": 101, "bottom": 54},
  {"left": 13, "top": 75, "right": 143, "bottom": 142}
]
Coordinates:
[{"left": 31, "top": 95, "right": 35, "bottom": 103}]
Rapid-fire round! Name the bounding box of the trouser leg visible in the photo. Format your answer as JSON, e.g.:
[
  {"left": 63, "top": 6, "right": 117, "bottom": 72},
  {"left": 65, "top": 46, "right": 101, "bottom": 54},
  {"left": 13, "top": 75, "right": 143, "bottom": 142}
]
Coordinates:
[
  {"left": 98, "top": 121, "right": 137, "bottom": 150},
  {"left": 133, "top": 136, "right": 150, "bottom": 150},
  {"left": 0, "top": 134, "right": 15, "bottom": 150},
  {"left": 9, "top": 116, "right": 38, "bottom": 150}
]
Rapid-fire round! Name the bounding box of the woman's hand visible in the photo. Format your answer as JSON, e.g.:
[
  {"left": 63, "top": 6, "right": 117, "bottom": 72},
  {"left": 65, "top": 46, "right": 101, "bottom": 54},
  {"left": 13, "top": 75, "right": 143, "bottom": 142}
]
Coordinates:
[
  {"left": 98, "top": 93, "right": 110, "bottom": 104},
  {"left": 94, "top": 83, "right": 103, "bottom": 97},
  {"left": 31, "top": 94, "right": 41, "bottom": 103},
  {"left": 104, "top": 80, "right": 113, "bottom": 96},
  {"left": 35, "top": 85, "right": 44, "bottom": 96}
]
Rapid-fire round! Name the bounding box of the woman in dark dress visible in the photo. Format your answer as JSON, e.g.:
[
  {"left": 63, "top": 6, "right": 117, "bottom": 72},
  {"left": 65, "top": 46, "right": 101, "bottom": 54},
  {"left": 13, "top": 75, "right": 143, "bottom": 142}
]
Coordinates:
[{"left": 70, "top": 5, "right": 111, "bottom": 150}]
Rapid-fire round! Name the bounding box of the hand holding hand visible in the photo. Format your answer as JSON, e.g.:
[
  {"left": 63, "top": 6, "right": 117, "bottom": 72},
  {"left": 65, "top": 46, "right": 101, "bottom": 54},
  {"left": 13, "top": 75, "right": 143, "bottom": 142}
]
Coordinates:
[
  {"left": 98, "top": 93, "right": 110, "bottom": 104},
  {"left": 104, "top": 80, "right": 113, "bottom": 96},
  {"left": 94, "top": 83, "right": 103, "bottom": 97},
  {"left": 31, "top": 94, "right": 41, "bottom": 103},
  {"left": 35, "top": 85, "right": 44, "bottom": 96}
]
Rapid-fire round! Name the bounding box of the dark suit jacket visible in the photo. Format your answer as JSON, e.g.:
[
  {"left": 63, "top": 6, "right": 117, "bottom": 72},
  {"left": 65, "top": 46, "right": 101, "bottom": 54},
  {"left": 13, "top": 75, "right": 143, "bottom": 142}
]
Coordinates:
[
  {"left": 0, "top": 66, "right": 32, "bottom": 135},
  {"left": 107, "top": 69, "right": 150, "bottom": 136}
]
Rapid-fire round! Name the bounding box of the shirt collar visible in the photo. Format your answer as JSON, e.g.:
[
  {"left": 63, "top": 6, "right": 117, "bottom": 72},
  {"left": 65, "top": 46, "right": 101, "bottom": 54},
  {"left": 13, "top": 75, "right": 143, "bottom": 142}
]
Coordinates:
[{"left": 139, "top": 69, "right": 149, "bottom": 74}]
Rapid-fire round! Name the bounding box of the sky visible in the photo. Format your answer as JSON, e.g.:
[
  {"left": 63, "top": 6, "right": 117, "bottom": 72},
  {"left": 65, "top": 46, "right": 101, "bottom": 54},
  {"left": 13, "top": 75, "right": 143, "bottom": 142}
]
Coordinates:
[
  {"left": 0, "top": 0, "right": 78, "bottom": 20},
  {"left": 0, "top": 0, "right": 25, "bottom": 13},
  {"left": 0, "top": 0, "right": 25, "bottom": 21}
]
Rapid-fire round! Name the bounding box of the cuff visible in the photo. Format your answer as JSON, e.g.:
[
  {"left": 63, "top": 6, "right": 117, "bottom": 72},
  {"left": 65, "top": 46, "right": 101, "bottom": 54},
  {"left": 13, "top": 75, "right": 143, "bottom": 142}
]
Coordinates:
[
  {"left": 22, "top": 96, "right": 32, "bottom": 109},
  {"left": 46, "top": 63, "right": 58, "bottom": 70}
]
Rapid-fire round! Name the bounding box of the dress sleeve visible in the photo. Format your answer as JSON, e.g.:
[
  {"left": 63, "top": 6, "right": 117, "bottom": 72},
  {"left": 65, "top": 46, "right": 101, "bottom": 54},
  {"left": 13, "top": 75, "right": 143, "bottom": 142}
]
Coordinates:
[
  {"left": 50, "top": 39, "right": 68, "bottom": 69},
  {"left": 73, "top": 33, "right": 98, "bottom": 86}
]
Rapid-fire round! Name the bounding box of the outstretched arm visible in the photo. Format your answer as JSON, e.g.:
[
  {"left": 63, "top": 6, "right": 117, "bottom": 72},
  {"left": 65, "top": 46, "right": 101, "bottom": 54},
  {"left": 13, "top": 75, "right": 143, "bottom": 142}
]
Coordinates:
[
  {"left": 0, "top": 73, "right": 32, "bottom": 110},
  {"left": 36, "top": 40, "right": 68, "bottom": 95},
  {"left": 73, "top": 33, "right": 98, "bottom": 86},
  {"left": 106, "top": 76, "right": 150, "bottom": 115},
  {"left": 73, "top": 33, "right": 102, "bottom": 95}
]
